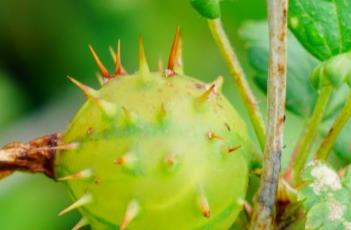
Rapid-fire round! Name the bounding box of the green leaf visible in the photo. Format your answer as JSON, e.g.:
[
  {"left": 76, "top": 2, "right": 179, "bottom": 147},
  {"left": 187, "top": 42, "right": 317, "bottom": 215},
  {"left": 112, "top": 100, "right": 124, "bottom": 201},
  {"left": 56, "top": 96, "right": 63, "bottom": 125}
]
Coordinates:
[
  {"left": 191, "top": 0, "right": 221, "bottom": 19},
  {"left": 240, "top": 21, "right": 350, "bottom": 119},
  {"left": 298, "top": 161, "right": 351, "bottom": 230},
  {"left": 240, "top": 21, "right": 318, "bottom": 117},
  {"left": 289, "top": 0, "right": 351, "bottom": 61}
]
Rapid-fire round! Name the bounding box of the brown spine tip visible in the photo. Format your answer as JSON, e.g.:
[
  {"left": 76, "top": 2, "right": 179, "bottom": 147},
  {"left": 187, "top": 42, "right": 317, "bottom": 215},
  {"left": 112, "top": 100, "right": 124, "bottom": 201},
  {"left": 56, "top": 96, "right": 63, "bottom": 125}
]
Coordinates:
[
  {"left": 164, "top": 153, "right": 177, "bottom": 167},
  {"left": 167, "top": 26, "right": 183, "bottom": 77},
  {"left": 114, "top": 157, "right": 125, "bottom": 165},
  {"left": 207, "top": 131, "right": 223, "bottom": 140},
  {"left": 114, "top": 40, "right": 127, "bottom": 76},
  {"left": 212, "top": 75, "right": 224, "bottom": 93},
  {"left": 199, "top": 84, "right": 216, "bottom": 103},
  {"left": 198, "top": 190, "right": 211, "bottom": 219},
  {"left": 89, "top": 45, "right": 111, "bottom": 79},
  {"left": 228, "top": 145, "right": 241, "bottom": 153}
]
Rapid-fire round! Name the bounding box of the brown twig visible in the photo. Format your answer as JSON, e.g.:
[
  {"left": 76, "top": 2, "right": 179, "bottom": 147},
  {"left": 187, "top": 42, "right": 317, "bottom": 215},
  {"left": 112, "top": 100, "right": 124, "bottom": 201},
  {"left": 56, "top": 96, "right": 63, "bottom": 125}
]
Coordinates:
[
  {"left": 0, "top": 133, "right": 61, "bottom": 179},
  {"left": 250, "top": 0, "right": 288, "bottom": 228}
]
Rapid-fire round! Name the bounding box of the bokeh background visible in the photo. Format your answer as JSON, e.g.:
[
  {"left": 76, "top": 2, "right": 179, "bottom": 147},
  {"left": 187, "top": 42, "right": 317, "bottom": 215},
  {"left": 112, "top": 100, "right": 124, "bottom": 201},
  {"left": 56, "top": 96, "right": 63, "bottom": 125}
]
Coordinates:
[{"left": 0, "top": 0, "right": 301, "bottom": 229}]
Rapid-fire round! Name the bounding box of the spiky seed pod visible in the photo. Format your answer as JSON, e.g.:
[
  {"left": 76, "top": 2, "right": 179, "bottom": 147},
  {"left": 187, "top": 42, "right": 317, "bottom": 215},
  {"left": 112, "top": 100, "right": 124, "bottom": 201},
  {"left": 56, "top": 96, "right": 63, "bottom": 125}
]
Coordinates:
[{"left": 55, "top": 31, "right": 249, "bottom": 230}]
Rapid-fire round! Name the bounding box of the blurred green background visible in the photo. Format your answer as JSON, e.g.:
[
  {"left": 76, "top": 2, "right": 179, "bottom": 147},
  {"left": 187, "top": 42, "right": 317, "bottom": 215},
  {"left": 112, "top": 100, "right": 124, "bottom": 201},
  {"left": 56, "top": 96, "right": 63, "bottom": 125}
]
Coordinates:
[{"left": 0, "top": 0, "right": 299, "bottom": 229}]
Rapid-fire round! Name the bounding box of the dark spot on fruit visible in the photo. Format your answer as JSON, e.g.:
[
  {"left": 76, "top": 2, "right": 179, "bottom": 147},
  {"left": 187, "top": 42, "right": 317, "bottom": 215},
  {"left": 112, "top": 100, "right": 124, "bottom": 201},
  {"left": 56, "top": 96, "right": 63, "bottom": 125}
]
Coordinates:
[
  {"left": 224, "top": 123, "right": 231, "bottom": 132},
  {"left": 195, "top": 83, "right": 205, "bottom": 90},
  {"left": 87, "top": 128, "right": 95, "bottom": 135}
]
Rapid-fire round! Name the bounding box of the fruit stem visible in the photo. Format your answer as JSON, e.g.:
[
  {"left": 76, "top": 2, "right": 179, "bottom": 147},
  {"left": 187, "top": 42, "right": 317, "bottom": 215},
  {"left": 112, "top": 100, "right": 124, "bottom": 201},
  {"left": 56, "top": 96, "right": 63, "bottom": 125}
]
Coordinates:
[
  {"left": 315, "top": 91, "right": 351, "bottom": 160},
  {"left": 285, "top": 86, "right": 332, "bottom": 184},
  {"left": 0, "top": 133, "right": 61, "bottom": 179},
  {"left": 249, "top": 0, "right": 288, "bottom": 228},
  {"left": 207, "top": 18, "right": 266, "bottom": 151}
]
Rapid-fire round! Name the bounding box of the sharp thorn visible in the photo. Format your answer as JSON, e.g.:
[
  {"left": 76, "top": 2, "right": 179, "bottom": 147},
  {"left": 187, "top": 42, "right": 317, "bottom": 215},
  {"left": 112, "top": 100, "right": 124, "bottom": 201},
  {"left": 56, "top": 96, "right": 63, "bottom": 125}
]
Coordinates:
[
  {"left": 211, "top": 75, "right": 224, "bottom": 93},
  {"left": 114, "top": 152, "right": 137, "bottom": 167},
  {"left": 138, "top": 36, "right": 150, "bottom": 76},
  {"left": 59, "top": 194, "right": 93, "bottom": 216},
  {"left": 58, "top": 168, "right": 93, "bottom": 181},
  {"left": 157, "top": 104, "right": 167, "bottom": 123},
  {"left": 36, "top": 142, "right": 80, "bottom": 151},
  {"left": 120, "top": 200, "right": 140, "bottom": 230},
  {"left": 228, "top": 145, "right": 241, "bottom": 153},
  {"left": 68, "top": 76, "right": 100, "bottom": 98},
  {"left": 109, "top": 46, "right": 116, "bottom": 62},
  {"left": 198, "top": 84, "right": 216, "bottom": 103},
  {"left": 207, "top": 131, "right": 223, "bottom": 140},
  {"left": 167, "top": 26, "right": 183, "bottom": 77},
  {"left": 68, "top": 77, "right": 117, "bottom": 117},
  {"left": 58, "top": 142, "right": 80, "bottom": 150},
  {"left": 120, "top": 106, "right": 137, "bottom": 126},
  {"left": 88, "top": 45, "right": 110, "bottom": 79},
  {"left": 96, "top": 73, "right": 105, "bottom": 86},
  {"left": 72, "top": 217, "right": 89, "bottom": 230},
  {"left": 114, "top": 40, "right": 127, "bottom": 76},
  {"left": 198, "top": 190, "right": 211, "bottom": 218}
]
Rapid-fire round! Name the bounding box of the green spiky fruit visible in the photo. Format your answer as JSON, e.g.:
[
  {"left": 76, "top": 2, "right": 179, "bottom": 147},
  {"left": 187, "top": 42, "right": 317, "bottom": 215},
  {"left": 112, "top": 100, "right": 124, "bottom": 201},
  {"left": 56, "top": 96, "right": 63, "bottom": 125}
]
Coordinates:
[{"left": 55, "top": 36, "right": 249, "bottom": 230}]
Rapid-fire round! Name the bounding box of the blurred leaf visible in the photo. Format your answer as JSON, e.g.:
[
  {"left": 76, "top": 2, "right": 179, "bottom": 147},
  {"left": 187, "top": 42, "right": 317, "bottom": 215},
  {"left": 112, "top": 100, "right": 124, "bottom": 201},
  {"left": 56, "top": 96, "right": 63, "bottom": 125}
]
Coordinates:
[
  {"left": 240, "top": 21, "right": 318, "bottom": 117},
  {"left": 289, "top": 0, "right": 351, "bottom": 61},
  {"left": 191, "top": 0, "right": 221, "bottom": 19},
  {"left": 332, "top": 120, "right": 351, "bottom": 162},
  {"left": 240, "top": 21, "right": 351, "bottom": 119},
  {"left": 0, "top": 71, "right": 27, "bottom": 127},
  {"left": 298, "top": 161, "right": 351, "bottom": 230},
  {"left": 0, "top": 174, "right": 78, "bottom": 229}
]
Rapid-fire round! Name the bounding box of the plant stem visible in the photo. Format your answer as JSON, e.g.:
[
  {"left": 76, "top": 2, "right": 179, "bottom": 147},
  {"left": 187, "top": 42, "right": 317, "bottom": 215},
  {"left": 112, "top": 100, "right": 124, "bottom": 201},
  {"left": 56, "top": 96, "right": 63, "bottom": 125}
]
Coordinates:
[
  {"left": 208, "top": 19, "right": 266, "bottom": 151},
  {"left": 249, "top": 0, "right": 288, "bottom": 228},
  {"left": 0, "top": 133, "right": 61, "bottom": 179},
  {"left": 285, "top": 86, "right": 332, "bottom": 184},
  {"left": 315, "top": 91, "right": 351, "bottom": 160}
]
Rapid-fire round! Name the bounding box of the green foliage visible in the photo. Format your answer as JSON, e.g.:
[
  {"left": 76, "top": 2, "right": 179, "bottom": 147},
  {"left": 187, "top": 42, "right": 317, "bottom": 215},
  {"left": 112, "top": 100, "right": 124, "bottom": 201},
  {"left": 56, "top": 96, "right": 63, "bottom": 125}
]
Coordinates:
[
  {"left": 0, "top": 71, "right": 26, "bottom": 127},
  {"left": 298, "top": 161, "right": 351, "bottom": 229},
  {"left": 240, "top": 21, "right": 317, "bottom": 117},
  {"left": 191, "top": 0, "right": 221, "bottom": 19},
  {"left": 331, "top": 121, "right": 351, "bottom": 162},
  {"left": 289, "top": 0, "right": 351, "bottom": 61},
  {"left": 240, "top": 21, "right": 350, "bottom": 120}
]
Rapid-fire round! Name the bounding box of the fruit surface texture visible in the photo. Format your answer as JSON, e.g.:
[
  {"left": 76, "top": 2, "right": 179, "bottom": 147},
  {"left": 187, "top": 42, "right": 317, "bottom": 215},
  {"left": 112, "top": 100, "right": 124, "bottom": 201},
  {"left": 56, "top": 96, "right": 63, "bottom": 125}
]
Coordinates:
[{"left": 55, "top": 37, "right": 249, "bottom": 229}]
